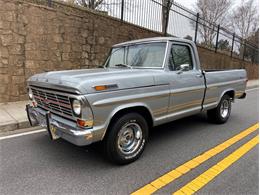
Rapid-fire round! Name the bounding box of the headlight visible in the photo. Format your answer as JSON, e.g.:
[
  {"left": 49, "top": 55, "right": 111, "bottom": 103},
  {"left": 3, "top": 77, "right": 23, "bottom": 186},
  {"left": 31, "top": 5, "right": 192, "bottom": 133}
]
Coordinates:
[
  {"left": 28, "top": 88, "right": 33, "bottom": 100},
  {"left": 72, "top": 97, "right": 94, "bottom": 128},
  {"left": 72, "top": 99, "right": 82, "bottom": 116}
]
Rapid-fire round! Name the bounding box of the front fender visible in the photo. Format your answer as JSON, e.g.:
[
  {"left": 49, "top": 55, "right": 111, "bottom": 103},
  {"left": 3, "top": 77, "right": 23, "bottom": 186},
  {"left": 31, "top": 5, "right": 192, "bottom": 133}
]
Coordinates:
[{"left": 100, "top": 102, "right": 154, "bottom": 140}]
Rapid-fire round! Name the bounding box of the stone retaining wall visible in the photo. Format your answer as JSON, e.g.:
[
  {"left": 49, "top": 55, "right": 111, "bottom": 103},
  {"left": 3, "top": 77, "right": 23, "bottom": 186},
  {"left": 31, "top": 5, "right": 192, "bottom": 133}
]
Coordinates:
[{"left": 0, "top": 0, "right": 258, "bottom": 102}]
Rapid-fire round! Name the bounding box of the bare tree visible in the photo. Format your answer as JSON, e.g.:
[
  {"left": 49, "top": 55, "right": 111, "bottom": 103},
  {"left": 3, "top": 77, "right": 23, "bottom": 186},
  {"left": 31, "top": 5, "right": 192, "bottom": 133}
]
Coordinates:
[
  {"left": 63, "top": 0, "right": 75, "bottom": 4},
  {"left": 229, "top": 0, "right": 258, "bottom": 40},
  {"left": 194, "top": 0, "right": 232, "bottom": 47},
  {"left": 63, "top": 0, "right": 135, "bottom": 16},
  {"left": 161, "top": 0, "right": 174, "bottom": 35},
  {"left": 75, "top": 0, "right": 104, "bottom": 9},
  {"left": 244, "top": 29, "right": 259, "bottom": 63},
  {"left": 229, "top": 0, "right": 258, "bottom": 58},
  {"left": 62, "top": 0, "right": 120, "bottom": 10}
]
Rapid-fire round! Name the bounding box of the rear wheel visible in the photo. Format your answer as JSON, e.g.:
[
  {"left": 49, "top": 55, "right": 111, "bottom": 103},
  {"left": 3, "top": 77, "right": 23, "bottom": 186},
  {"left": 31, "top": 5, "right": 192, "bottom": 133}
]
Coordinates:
[
  {"left": 104, "top": 113, "right": 148, "bottom": 165},
  {"left": 207, "top": 94, "right": 232, "bottom": 124}
]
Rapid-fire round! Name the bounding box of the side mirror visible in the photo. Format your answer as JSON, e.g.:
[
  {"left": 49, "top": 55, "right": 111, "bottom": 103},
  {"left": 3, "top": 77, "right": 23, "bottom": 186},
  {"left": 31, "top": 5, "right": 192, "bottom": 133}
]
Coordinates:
[
  {"left": 177, "top": 64, "right": 190, "bottom": 74},
  {"left": 180, "top": 64, "right": 190, "bottom": 71}
]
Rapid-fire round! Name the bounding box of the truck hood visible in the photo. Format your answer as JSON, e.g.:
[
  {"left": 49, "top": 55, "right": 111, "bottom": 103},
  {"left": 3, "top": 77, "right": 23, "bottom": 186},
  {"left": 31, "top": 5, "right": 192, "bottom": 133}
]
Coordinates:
[{"left": 27, "top": 68, "right": 168, "bottom": 94}]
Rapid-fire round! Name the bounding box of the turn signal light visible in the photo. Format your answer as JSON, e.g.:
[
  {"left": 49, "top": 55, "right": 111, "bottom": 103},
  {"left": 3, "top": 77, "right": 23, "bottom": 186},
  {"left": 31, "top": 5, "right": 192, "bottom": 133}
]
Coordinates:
[
  {"left": 94, "top": 85, "right": 108, "bottom": 91},
  {"left": 77, "top": 119, "right": 93, "bottom": 127}
]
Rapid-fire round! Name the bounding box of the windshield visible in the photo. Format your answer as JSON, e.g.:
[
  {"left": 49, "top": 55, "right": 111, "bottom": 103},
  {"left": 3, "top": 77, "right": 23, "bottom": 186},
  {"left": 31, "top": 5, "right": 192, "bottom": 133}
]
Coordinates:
[{"left": 105, "top": 42, "right": 167, "bottom": 68}]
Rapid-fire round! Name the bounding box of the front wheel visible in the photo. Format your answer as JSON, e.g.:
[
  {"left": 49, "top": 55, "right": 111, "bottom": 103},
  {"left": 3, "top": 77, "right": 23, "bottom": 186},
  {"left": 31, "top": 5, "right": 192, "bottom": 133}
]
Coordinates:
[
  {"left": 207, "top": 94, "right": 232, "bottom": 124},
  {"left": 104, "top": 113, "right": 148, "bottom": 165}
]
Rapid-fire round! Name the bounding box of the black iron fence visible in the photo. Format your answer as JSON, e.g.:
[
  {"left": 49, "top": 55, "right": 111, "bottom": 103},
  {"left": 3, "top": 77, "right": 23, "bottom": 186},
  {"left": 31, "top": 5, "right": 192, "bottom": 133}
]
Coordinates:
[{"left": 48, "top": 0, "right": 259, "bottom": 64}]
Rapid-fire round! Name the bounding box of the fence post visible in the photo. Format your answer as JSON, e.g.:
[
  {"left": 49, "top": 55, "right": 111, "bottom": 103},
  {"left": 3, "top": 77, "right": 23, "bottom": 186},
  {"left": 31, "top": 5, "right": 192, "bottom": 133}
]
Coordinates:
[
  {"left": 230, "top": 33, "right": 235, "bottom": 57},
  {"left": 251, "top": 48, "right": 255, "bottom": 64},
  {"left": 194, "top": 13, "right": 199, "bottom": 44},
  {"left": 47, "top": 0, "right": 51, "bottom": 7},
  {"left": 163, "top": 0, "right": 171, "bottom": 36},
  {"left": 215, "top": 25, "right": 220, "bottom": 53},
  {"left": 243, "top": 41, "right": 246, "bottom": 61},
  {"left": 121, "top": 0, "right": 125, "bottom": 21}
]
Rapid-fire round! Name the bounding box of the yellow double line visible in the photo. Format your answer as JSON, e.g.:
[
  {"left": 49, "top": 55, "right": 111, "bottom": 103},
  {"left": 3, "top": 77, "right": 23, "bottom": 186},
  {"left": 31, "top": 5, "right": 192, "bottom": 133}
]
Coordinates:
[
  {"left": 173, "top": 135, "right": 259, "bottom": 195},
  {"left": 131, "top": 123, "right": 259, "bottom": 195}
]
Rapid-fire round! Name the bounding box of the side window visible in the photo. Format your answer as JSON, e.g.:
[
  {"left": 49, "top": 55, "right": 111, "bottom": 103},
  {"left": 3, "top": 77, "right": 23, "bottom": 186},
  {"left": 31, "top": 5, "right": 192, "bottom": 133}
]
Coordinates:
[{"left": 169, "top": 44, "right": 193, "bottom": 71}]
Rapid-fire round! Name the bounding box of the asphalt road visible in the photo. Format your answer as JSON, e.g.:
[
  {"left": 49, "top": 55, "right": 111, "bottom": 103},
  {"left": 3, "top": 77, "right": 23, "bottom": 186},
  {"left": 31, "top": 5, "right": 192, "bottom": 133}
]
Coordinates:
[{"left": 0, "top": 88, "right": 259, "bottom": 195}]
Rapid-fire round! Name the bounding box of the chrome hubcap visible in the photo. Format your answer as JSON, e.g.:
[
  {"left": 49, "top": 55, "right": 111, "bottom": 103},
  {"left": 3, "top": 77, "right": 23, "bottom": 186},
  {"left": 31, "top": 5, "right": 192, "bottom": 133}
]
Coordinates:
[
  {"left": 117, "top": 122, "right": 143, "bottom": 155},
  {"left": 220, "top": 99, "right": 229, "bottom": 118}
]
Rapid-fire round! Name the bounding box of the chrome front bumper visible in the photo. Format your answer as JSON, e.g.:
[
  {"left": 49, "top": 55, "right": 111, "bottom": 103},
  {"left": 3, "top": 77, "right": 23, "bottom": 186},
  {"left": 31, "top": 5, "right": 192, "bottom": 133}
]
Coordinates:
[{"left": 26, "top": 104, "right": 94, "bottom": 146}]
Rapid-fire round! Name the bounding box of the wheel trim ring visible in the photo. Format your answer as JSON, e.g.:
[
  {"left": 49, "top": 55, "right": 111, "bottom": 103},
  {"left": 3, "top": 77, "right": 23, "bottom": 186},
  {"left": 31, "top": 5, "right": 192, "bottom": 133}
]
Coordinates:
[
  {"left": 220, "top": 99, "right": 230, "bottom": 118},
  {"left": 117, "top": 122, "right": 143, "bottom": 155}
]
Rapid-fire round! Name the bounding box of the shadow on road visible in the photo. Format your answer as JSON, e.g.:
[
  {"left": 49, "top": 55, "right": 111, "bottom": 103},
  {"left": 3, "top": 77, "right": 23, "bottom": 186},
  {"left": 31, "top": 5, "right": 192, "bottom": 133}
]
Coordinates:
[
  {"left": 28, "top": 113, "right": 211, "bottom": 168},
  {"left": 149, "top": 113, "right": 208, "bottom": 140}
]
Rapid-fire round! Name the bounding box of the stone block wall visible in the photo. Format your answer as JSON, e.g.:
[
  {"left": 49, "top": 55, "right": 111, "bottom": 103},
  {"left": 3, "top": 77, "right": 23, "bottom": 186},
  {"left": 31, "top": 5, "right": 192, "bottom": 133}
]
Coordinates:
[
  {"left": 0, "top": 0, "right": 258, "bottom": 102},
  {"left": 198, "top": 46, "right": 259, "bottom": 79}
]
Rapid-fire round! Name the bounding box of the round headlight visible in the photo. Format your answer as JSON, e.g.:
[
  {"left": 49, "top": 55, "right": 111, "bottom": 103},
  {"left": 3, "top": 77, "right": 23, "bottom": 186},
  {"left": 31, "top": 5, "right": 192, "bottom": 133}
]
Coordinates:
[
  {"left": 72, "top": 99, "right": 81, "bottom": 116},
  {"left": 28, "top": 88, "right": 33, "bottom": 100}
]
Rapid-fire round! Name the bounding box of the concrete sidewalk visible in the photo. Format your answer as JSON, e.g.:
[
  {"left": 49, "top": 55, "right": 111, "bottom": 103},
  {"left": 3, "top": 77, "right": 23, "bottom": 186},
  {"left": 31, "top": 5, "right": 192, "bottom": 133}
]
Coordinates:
[
  {"left": 0, "top": 101, "right": 30, "bottom": 132},
  {"left": 0, "top": 80, "right": 258, "bottom": 133}
]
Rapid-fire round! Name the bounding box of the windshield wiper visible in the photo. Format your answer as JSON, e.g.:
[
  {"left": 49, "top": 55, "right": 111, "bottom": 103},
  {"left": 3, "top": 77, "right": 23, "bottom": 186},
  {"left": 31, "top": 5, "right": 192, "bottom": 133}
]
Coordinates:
[{"left": 114, "top": 64, "right": 132, "bottom": 69}]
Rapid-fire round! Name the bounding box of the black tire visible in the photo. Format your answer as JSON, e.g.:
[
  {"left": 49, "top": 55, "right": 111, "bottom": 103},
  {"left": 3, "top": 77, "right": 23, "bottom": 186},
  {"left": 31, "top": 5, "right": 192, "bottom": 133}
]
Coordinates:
[
  {"left": 207, "top": 94, "right": 232, "bottom": 124},
  {"left": 104, "top": 112, "right": 148, "bottom": 165}
]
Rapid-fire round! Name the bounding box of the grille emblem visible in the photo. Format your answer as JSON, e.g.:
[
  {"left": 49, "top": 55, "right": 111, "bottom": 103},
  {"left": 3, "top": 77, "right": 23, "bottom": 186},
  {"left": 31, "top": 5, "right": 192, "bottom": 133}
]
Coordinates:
[{"left": 43, "top": 97, "right": 50, "bottom": 105}]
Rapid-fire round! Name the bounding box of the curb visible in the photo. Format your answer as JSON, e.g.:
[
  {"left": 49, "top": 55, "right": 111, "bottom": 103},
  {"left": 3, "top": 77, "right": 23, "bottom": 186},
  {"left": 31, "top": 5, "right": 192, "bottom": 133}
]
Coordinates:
[
  {"left": 0, "top": 120, "right": 31, "bottom": 133},
  {"left": 0, "top": 126, "right": 43, "bottom": 138},
  {"left": 246, "top": 85, "right": 259, "bottom": 90}
]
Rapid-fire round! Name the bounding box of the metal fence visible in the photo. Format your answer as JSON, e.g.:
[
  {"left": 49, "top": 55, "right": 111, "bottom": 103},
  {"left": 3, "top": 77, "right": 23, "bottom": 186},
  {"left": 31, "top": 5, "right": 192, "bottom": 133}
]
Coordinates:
[{"left": 48, "top": 0, "right": 259, "bottom": 64}]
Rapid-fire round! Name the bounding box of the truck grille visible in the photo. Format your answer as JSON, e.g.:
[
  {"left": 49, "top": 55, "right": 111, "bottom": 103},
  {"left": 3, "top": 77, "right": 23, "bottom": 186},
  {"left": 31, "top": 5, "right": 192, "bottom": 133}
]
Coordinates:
[{"left": 31, "top": 87, "right": 73, "bottom": 118}]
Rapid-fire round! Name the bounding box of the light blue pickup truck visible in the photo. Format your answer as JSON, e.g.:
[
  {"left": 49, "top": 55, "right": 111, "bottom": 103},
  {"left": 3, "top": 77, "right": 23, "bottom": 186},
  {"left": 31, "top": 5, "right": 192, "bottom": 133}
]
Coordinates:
[{"left": 26, "top": 37, "right": 247, "bottom": 164}]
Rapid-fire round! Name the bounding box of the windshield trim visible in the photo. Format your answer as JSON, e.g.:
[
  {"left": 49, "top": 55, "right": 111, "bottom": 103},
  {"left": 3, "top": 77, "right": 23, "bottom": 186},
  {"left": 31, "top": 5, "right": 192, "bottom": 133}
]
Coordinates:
[
  {"left": 162, "top": 41, "right": 169, "bottom": 70},
  {"left": 104, "top": 41, "right": 168, "bottom": 69}
]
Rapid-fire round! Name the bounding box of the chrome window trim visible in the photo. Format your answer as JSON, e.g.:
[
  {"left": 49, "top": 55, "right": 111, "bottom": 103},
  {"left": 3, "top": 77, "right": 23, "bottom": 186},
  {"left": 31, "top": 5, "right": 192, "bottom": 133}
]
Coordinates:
[
  {"left": 106, "top": 41, "right": 168, "bottom": 69},
  {"left": 162, "top": 40, "right": 170, "bottom": 69},
  {"left": 168, "top": 41, "right": 198, "bottom": 71}
]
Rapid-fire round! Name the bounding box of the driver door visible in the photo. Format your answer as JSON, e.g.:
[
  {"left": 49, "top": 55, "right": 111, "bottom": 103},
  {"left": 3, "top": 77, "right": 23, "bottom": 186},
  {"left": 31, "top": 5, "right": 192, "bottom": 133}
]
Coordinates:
[{"left": 167, "top": 42, "right": 205, "bottom": 119}]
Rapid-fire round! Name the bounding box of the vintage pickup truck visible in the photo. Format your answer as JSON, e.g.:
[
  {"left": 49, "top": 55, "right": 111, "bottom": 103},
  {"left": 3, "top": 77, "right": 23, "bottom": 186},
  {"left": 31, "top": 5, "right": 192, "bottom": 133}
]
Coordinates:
[{"left": 26, "top": 37, "right": 247, "bottom": 164}]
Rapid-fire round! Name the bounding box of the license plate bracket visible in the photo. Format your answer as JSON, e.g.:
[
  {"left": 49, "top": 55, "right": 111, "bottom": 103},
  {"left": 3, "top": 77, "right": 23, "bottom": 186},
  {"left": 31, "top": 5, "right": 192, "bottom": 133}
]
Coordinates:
[{"left": 38, "top": 113, "right": 47, "bottom": 127}]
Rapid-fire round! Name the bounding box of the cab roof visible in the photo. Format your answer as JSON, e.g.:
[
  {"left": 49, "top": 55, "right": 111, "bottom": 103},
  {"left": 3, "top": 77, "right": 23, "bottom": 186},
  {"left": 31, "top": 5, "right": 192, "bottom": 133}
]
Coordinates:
[{"left": 113, "top": 37, "right": 195, "bottom": 47}]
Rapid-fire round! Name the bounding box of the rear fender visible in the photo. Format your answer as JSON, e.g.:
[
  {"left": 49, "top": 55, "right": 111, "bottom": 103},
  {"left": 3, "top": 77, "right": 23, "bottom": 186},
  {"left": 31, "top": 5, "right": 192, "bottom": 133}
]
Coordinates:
[{"left": 217, "top": 89, "right": 235, "bottom": 105}]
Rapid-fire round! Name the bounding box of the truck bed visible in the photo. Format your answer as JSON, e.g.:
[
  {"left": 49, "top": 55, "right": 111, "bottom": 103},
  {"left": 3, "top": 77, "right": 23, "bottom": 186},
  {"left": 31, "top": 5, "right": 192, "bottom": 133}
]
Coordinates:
[
  {"left": 204, "top": 69, "right": 230, "bottom": 72},
  {"left": 202, "top": 69, "right": 247, "bottom": 110}
]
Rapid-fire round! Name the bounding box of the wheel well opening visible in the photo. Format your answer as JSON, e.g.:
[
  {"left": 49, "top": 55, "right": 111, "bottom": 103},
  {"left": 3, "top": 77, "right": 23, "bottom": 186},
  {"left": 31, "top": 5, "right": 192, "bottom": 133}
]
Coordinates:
[
  {"left": 224, "top": 90, "right": 235, "bottom": 100},
  {"left": 108, "top": 106, "right": 153, "bottom": 131}
]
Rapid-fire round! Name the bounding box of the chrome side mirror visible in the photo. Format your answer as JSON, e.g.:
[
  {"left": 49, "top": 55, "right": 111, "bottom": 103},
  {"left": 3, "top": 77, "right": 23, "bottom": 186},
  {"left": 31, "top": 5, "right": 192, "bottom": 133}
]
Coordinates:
[
  {"left": 180, "top": 64, "right": 190, "bottom": 71},
  {"left": 177, "top": 64, "right": 190, "bottom": 74}
]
